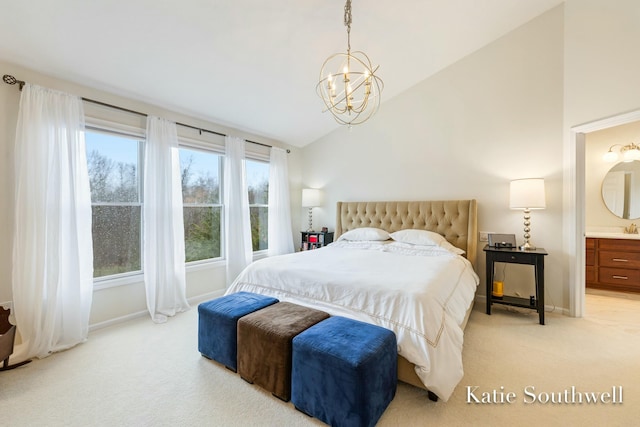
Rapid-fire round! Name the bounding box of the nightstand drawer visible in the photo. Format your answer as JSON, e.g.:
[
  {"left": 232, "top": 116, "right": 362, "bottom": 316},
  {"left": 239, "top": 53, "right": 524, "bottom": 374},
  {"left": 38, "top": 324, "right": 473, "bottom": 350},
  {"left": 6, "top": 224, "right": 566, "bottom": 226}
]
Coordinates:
[
  {"left": 598, "top": 267, "right": 640, "bottom": 286},
  {"left": 487, "top": 251, "right": 539, "bottom": 265},
  {"left": 599, "top": 251, "right": 640, "bottom": 269}
]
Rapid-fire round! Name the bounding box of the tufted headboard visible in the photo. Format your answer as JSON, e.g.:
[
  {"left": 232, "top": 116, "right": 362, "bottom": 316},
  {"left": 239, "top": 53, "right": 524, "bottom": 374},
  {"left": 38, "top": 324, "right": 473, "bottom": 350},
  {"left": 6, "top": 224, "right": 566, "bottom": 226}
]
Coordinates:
[{"left": 335, "top": 200, "right": 478, "bottom": 270}]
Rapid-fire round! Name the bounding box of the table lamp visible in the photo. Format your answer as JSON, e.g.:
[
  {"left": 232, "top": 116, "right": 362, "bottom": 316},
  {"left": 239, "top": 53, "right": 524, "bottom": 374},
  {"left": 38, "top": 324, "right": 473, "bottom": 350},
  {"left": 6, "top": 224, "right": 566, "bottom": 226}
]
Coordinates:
[
  {"left": 302, "top": 188, "right": 322, "bottom": 232},
  {"left": 510, "top": 178, "right": 546, "bottom": 251}
]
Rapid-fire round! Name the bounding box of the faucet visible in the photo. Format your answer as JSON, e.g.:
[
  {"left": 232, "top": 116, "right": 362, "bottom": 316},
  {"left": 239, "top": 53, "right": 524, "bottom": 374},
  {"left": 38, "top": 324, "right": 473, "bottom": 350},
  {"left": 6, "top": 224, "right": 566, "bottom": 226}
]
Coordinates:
[{"left": 625, "top": 223, "right": 638, "bottom": 234}]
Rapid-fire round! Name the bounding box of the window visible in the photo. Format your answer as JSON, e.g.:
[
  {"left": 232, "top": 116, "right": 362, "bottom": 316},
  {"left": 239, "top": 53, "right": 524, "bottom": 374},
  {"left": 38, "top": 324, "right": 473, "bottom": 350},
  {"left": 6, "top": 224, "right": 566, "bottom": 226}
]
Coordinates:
[
  {"left": 180, "top": 147, "right": 223, "bottom": 262},
  {"left": 247, "top": 159, "right": 269, "bottom": 251},
  {"left": 86, "top": 130, "right": 143, "bottom": 278}
]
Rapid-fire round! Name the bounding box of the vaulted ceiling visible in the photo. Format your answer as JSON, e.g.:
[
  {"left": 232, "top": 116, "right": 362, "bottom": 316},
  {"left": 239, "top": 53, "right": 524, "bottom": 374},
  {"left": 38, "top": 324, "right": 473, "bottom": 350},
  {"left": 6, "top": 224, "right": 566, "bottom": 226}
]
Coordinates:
[{"left": 0, "top": 0, "right": 564, "bottom": 146}]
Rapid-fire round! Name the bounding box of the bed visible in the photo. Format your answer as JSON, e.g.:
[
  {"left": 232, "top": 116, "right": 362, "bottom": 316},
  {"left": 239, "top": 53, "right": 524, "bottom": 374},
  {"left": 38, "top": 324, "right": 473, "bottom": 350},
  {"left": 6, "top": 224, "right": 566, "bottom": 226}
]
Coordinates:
[{"left": 226, "top": 200, "right": 479, "bottom": 401}]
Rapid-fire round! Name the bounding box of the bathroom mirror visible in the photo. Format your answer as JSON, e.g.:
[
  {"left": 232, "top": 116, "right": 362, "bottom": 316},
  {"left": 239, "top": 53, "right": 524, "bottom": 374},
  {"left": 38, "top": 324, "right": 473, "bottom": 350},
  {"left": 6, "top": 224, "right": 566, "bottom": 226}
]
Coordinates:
[{"left": 601, "top": 160, "right": 640, "bottom": 219}]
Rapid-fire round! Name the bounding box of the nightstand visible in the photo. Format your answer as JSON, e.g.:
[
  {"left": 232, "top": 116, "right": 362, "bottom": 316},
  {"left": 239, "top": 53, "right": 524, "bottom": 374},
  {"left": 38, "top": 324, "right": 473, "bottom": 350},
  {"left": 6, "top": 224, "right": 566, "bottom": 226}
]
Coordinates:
[
  {"left": 300, "top": 231, "right": 334, "bottom": 251},
  {"left": 483, "top": 245, "right": 548, "bottom": 325}
]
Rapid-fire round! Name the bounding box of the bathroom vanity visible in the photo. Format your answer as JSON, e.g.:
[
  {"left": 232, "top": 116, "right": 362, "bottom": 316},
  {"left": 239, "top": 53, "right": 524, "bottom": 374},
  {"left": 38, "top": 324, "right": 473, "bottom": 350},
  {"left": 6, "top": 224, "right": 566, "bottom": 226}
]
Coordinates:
[{"left": 586, "top": 234, "right": 640, "bottom": 293}]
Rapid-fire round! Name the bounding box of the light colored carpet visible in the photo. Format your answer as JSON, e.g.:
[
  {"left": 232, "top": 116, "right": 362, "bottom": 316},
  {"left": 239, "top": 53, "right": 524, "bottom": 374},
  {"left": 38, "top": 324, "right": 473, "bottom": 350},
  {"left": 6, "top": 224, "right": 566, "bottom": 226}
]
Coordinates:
[{"left": 1, "top": 292, "right": 639, "bottom": 427}]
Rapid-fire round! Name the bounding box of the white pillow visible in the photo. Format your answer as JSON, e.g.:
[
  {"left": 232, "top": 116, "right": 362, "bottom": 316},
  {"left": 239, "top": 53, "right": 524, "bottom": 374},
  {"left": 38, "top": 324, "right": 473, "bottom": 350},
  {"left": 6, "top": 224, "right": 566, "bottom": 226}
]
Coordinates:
[
  {"left": 389, "top": 229, "right": 447, "bottom": 246},
  {"left": 389, "top": 229, "right": 465, "bottom": 255},
  {"left": 337, "top": 227, "right": 390, "bottom": 242}
]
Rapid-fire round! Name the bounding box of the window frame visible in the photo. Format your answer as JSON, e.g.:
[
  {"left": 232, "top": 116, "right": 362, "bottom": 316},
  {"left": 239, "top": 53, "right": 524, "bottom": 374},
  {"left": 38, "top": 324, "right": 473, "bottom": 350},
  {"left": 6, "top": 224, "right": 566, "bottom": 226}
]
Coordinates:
[
  {"left": 83, "top": 115, "right": 275, "bottom": 286},
  {"left": 179, "top": 139, "right": 226, "bottom": 265},
  {"left": 85, "top": 123, "right": 146, "bottom": 287},
  {"left": 245, "top": 155, "right": 270, "bottom": 255}
]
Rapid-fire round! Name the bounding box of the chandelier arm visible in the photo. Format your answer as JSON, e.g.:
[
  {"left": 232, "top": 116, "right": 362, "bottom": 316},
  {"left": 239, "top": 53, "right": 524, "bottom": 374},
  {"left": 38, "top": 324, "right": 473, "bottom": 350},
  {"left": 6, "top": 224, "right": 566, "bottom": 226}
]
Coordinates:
[
  {"left": 320, "top": 75, "right": 374, "bottom": 111},
  {"left": 318, "top": 73, "right": 382, "bottom": 115},
  {"left": 320, "top": 59, "right": 380, "bottom": 98},
  {"left": 317, "top": 84, "right": 350, "bottom": 114}
]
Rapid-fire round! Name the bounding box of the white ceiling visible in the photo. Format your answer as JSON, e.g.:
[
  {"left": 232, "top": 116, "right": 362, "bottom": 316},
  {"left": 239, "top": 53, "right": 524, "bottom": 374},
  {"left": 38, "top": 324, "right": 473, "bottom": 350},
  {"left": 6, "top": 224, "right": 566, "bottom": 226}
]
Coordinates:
[{"left": 0, "top": 0, "right": 563, "bottom": 147}]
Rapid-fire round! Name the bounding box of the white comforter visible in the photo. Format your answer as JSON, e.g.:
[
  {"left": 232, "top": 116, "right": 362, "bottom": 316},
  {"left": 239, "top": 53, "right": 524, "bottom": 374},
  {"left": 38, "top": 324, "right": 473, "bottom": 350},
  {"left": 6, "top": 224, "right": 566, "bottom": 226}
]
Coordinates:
[{"left": 225, "top": 241, "right": 479, "bottom": 401}]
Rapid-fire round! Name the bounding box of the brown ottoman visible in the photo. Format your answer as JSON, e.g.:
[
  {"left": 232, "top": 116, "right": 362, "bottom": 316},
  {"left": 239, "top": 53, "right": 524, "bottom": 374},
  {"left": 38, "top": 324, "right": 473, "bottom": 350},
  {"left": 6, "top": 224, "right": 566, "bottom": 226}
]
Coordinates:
[{"left": 237, "top": 302, "right": 330, "bottom": 401}]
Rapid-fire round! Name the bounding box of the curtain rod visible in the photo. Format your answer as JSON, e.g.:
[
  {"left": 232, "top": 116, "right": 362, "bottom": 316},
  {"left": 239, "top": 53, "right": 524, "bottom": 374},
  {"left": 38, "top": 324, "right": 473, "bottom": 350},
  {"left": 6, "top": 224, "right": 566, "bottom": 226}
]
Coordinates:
[{"left": 2, "top": 74, "right": 290, "bottom": 153}]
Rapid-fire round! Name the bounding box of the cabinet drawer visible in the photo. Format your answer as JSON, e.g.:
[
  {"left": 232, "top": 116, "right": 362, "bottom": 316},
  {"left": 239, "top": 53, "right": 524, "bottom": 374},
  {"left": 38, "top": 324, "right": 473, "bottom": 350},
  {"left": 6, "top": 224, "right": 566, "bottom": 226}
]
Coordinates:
[
  {"left": 599, "top": 251, "right": 640, "bottom": 269},
  {"left": 598, "top": 267, "right": 640, "bottom": 286},
  {"left": 599, "top": 239, "right": 640, "bottom": 252}
]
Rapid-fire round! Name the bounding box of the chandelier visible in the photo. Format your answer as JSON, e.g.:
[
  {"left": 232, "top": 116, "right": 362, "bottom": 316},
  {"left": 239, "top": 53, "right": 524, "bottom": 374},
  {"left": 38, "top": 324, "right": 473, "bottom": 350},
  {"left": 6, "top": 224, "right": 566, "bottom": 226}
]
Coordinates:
[{"left": 316, "top": 0, "right": 383, "bottom": 126}]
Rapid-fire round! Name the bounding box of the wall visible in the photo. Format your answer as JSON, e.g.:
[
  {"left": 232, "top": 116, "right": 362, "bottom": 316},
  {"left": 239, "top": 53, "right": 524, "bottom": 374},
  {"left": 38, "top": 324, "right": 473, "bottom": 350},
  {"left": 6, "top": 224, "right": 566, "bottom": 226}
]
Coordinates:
[
  {"left": 0, "top": 60, "right": 301, "bottom": 327},
  {"left": 564, "top": 0, "right": 640, "bottom": 129},
  {"left": 562, "top": 0, "right": 640, "bottom": 308},
  {"left": 585, "top": 121, "right": 640, "bottom": 229},
  {"left": 301, "top": 7, "right": 565, "bottom": 308}
]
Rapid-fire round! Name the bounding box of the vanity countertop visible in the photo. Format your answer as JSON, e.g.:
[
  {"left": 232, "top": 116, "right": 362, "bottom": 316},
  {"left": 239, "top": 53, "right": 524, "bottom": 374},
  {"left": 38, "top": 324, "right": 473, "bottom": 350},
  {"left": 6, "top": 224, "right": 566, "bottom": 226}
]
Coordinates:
[{"left": 585, "top": 232, "right": 640, "bottom": 240}]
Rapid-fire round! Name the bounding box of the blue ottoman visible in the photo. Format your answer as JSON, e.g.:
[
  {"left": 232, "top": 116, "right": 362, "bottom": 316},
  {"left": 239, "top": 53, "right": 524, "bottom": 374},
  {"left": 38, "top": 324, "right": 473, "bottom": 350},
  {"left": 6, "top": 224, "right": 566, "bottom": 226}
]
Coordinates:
[
  {"left": 198, "top": 292, "right": 278, "bottom": 371},
  {"left": 291, "top": 316, "right": 397, "bottom": 427}
]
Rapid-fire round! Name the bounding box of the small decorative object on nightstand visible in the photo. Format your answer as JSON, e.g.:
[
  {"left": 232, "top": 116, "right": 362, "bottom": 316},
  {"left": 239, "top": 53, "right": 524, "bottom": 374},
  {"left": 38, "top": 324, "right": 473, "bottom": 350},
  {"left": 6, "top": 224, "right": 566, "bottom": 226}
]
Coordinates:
[
  {"left": 484, "top": 245, "right": 548, "bottom": 325},
  {"left": 301, "top": 231, "right": 334, "bottom": 251}
]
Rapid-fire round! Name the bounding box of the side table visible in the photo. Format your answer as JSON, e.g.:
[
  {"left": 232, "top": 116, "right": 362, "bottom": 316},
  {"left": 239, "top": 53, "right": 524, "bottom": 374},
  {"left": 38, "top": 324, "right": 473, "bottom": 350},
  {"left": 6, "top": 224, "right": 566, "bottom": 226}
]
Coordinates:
[{"left": 483, "top": 245, "right": 548, "bottom": 325}]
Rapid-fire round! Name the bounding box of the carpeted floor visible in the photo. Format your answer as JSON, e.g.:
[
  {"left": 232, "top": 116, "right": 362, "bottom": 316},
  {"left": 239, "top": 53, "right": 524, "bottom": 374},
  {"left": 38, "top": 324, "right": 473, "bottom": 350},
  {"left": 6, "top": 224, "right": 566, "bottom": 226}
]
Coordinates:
[{"left": 1, "top": 291, "right": 639, "bottom": 427}]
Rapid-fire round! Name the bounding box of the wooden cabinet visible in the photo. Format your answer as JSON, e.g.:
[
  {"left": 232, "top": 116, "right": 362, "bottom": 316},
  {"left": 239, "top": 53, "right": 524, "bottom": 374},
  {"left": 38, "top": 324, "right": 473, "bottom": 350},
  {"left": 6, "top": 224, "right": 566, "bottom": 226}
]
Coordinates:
[
  {"left": 585, "top": 238, "right": 596, "bottom": 284},
  {"left": 586, "top": 237, "right": 640, "bottom": 293}
]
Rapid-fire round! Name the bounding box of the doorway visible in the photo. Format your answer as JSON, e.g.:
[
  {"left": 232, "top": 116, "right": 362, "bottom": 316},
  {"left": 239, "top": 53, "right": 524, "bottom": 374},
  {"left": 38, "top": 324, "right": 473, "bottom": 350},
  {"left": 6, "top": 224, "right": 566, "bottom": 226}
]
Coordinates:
[{"left": 569, "top": 109, "right": 640, "bottom": 317}]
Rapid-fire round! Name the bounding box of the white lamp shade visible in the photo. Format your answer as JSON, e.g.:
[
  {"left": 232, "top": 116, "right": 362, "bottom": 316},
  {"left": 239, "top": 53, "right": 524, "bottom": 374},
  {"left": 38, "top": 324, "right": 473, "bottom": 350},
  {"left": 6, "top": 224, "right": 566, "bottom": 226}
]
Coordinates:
[
  {"left": 510, "top": 178, "right": 546, "bottom": 210},
  {"left": 302, "top": 188, "right": 322, "bottom": 207}
]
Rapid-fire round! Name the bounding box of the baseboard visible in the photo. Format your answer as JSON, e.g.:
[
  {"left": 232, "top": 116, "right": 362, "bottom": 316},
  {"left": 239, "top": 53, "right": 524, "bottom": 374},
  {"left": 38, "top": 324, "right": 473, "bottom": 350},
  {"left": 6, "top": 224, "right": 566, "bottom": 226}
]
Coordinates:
[
  {"left": 89, "top": 309, "right": 148, "bottom": 332},
  {"left": 88, "top": 289, "right": 226, "bottom": 332},
  {"left": 188, "top": 289, "right": 226, "bottom": 305}
]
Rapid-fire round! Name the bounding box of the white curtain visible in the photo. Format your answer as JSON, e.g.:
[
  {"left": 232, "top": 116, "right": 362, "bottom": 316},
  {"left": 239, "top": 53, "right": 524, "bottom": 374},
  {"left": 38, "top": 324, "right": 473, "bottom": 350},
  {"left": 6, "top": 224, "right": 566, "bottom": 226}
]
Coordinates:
[
  {"left": 267, "top": 148, "right": 294, "bottom": 256},
  {"left": 224, "top": 136, "right": 252, "bottom": 286},
  {"left": 144, "top": 116, "right": 190, "bottom": 323},
  {"left": 12, "top": 84, "right": 93, "bottom": 360}
]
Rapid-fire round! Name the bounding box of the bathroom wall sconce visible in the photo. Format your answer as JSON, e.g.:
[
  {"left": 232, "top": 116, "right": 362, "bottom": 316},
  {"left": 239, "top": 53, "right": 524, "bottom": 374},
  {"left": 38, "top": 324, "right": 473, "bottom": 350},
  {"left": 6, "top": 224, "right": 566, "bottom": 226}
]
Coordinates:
[{"left": 603, "top": 143, "right": 640, "bottom": 162}]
